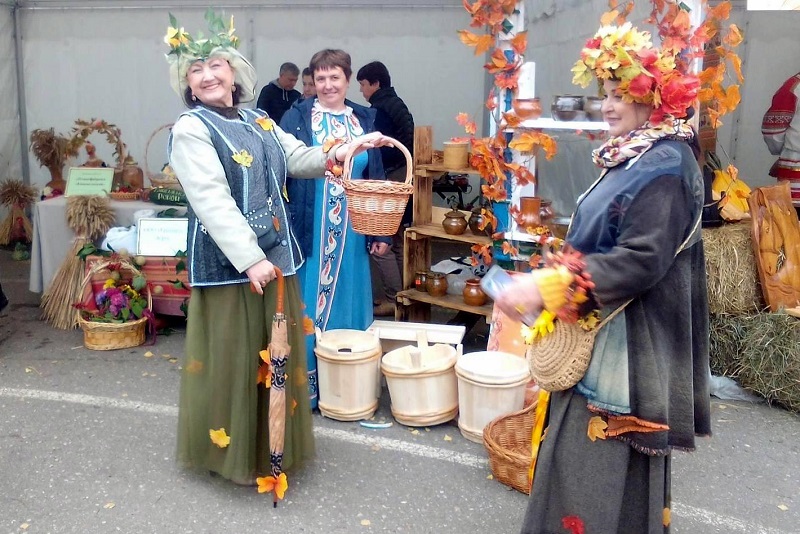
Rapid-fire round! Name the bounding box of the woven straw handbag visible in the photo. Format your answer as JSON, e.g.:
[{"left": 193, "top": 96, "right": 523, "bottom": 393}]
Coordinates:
[{"left": 526, "top": 303, "right": 628, "bottom": 392}]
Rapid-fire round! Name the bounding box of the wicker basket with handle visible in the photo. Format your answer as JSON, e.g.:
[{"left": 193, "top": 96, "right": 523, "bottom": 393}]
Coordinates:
[
  {"left": 482, "top": 400, "right": 538, "bottom": 495},
  {"left": 145, "top": 123, "right": 182, "bottom": 191},
  {"left": 341, "top": 136, "right": 413, "bottom": 236},
  {"left": 78, "top": 258, "right": 152, "bottom": 350}
]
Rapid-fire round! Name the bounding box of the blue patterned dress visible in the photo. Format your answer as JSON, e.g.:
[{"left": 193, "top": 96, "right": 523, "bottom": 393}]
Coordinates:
[{"left": 298, "top": 102, "right": 372, "bottom": 408}]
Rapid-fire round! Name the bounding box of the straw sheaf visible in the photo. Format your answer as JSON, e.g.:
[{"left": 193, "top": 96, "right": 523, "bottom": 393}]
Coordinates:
[
  {"left": 703, "top": 222, "right": 766, "bottom": 315},
  {"left": 66, "top": 196, "right": 115, "bottom": 239},
  {"left": 0, "top": 179, "right": 37, "bottom": 208},
  {"left": 710, "top": 313, "right": 800, "bottom": 413}
]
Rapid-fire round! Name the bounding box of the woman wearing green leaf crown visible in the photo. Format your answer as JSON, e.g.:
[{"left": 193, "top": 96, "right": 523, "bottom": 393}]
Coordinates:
[
  {"left": 164, "top": 10, "right": 390, "bottom": 489},
  {"left": 494, "top": 19, "right": 712, "bottom": 534}
]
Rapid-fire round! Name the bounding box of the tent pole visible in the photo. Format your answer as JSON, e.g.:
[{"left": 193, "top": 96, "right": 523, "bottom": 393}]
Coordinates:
[{"left": 13, "top": 1, "right": 30, "bottom": 186}]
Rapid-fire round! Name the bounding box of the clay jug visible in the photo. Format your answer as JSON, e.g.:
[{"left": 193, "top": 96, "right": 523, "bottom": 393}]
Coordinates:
[
  {"left": 442, "top": 210, "right": 468, "bottom": 235},
  {"left": 462, "top": 278, "right": 487, "bottom": 306},
  {"left": 121, "top": 164, "right": 145, "bottom": 190},
  {"left": 518, "top": 196, "right": 542, "bottom": 229},
  {"left": 425, "top": 271, "right": 448, "bottom": 297},
  {"left": 468, "top": 207, "right": 494, "bottom": 236}
]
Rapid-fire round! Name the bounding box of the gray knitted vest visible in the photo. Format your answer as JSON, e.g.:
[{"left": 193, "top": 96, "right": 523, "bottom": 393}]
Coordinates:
[{"left": 177, "top": 106, "right": 304, "bottom": 286}]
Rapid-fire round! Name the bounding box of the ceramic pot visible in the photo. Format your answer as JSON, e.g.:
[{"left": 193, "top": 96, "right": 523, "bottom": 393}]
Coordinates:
[
  {"left": 539, "top": 199, "right": 555, "bottom": 228},
  {"left": 512, "top": 97, "right": 542, "bottom": 120},
  {"left": 442, "top": 210, "right": 468, "bottom": 235},
  {"left": 553, "top": 95, "right": 584, "bottom": 112},
  {"left": 121, "top": 164, "right": 145, "bottom": 190},
  {"left": 425, "top": 271, "right": 448, "bottom": 297},
  {"left": 584, "top": 96, "right": 603, "bottom": 121},
  {"left": 414, "top": 271, "right": 428, "bottom": 293},
  {"left": 462, "top": 278, "right": 487, "bottom": 306},
  {"left": 518, "top": 196, "right": 542, "bottom": 229},
  {"left": 468, "top": 208, "right": 493, "bottom": 236}
]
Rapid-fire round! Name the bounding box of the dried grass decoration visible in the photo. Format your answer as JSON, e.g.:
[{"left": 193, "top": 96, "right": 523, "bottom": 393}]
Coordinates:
[
  {"left": 40, "top": 196, "right": 115, "bottom": 329},
  {"left": 703, "top": 221, "right": 766, "bottom": 315},
  {"left": 29, "top": 128, "right": 70, "bottom": 191},
  {"left": 710, "top": 312, "right": 800, "bottom": 413},
  {"left": 0, "top": 179, "right": 37, "bottom": 245}
]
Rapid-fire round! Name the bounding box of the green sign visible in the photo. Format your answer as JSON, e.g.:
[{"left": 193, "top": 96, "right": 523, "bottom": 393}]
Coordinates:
[{"left": 64, "top": 167, "right": 115, "bottom": 197}]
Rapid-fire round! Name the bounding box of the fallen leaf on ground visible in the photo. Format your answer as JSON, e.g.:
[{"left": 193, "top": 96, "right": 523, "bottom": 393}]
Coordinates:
[
  {"left": 360, "top": 519, "right": 371, "bottom": 526},
  {"left": 20, "top": 524, "right": 29, "bottom": 530},
  {"left": 777, "top": 504, "right": 789, "bottom": 511},
  {"left": 144, "top": 351, "right": 154, "bottom": 358},
  {"left": 487, "top": 474, "right": 494, "bottom": 480},
  {"left": 168, "top": 358, "right": 178, "bottom": 364},
  {"left": 103, "top": 502, "right": 115, "bottom": 509},
  {"left": 410, "top": 429, "right": 420, "bottom": 435},
  {"left": 444, "top": 435, "right": 452, "bottom": 441}
]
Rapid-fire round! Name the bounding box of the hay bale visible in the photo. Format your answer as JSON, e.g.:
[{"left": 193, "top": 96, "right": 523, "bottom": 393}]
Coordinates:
[
  {"left": 710, "top": 313, "right": 800, "bottom": 413},
  {"left": 703, "top": 222, "right": 766, "bottom": 315}
]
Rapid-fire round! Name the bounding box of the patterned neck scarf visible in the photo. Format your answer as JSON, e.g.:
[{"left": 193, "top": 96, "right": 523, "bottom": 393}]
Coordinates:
[{"left": 593, "top": 118, "right": 695, "bottom": 169}]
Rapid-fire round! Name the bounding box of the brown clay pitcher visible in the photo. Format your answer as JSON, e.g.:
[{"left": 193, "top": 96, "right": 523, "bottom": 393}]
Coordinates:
[
  {"left": 518, "top": 196, "right": 542, "bottom": 229},
  {"left": 462, "top": 278, "right": 487, "bottom": 306}
]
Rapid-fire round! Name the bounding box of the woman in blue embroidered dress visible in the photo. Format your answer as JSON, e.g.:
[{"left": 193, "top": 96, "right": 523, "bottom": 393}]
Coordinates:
[
  {"left": 495, "top": 22, "right": 711, "bottom": 533},
  {"left": 280, "top": 49, "right": 389, "bottom": 409},
  {"left": 165, "top": 15, "right": 390, "bottom": 488}
]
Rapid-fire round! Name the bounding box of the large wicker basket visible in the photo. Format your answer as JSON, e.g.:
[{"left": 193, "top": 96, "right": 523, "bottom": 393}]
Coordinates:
[
  {"left": 78, "top": 259, "right": 152, "bottom": 351},
  {"left": 483, "top": 400, "right": 538, "bottom": 495},
  {"left": 341, "top": 136, "right": 413, "bottom": 236},
  {"left": 145, "top": 123, "right": 182, "bottom": 191}
]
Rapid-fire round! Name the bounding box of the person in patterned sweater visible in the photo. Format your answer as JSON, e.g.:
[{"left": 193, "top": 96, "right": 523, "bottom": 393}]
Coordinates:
[{"left": 762, "top": 71, "right": 800, "bottom": 214}]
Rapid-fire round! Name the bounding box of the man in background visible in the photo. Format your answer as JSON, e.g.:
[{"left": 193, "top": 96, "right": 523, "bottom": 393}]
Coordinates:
[
  {"left": 357, "top": 61, "right": 415, "bottom": 316},
  {"left": 257, "top": 62, "right": 301, "bottom": 123},
  {"left": 300, "top": 67, "right": 316, "bottom": 101},
  {"left": 762, "top": 71, "right": 800, "bottom": 216}
]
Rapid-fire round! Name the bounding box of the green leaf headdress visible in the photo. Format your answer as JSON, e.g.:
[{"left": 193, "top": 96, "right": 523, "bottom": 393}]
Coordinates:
[{"left": 164, "top": 8, "right": 257, "bottom": 103}]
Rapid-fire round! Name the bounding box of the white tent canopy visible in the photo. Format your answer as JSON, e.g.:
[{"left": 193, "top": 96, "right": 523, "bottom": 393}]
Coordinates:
[{"left": 2, "top": 0, "right": 799, "bottom": 211}]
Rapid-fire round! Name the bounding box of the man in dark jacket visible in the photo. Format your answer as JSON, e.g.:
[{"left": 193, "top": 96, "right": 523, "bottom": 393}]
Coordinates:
[
  {"left": 357, "top": 61, "right": 414, "bottom": 316},
  {"left": 256, "top": 62, "right": 301, "bottom": 123}
]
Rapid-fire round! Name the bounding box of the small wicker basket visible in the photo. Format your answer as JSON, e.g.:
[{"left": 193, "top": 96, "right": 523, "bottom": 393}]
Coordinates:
[
  {"left": 145, "top": 123, "right": 183, "bottom": 191},
  {"left": 78, "top": 259, "right": 152, "bottom": 351},
  {"left": 341, "top": 136, "right": 413, "bottom": 236},
  {"left": 483, "top": 400, "right": 538, "bottom": 495}
]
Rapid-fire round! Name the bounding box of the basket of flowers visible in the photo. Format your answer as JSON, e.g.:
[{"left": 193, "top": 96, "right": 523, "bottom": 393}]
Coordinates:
[
  {"left": 75, "top": 258, "right": 152, "bottom": 350},
  {"left": 340, "top": 136, "right": 413, "bottom": 236}
]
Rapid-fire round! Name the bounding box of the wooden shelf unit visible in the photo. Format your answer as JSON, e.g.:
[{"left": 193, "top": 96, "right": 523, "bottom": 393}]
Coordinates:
[{"left": 396, "top": 126, "right": 492, "bottom": 323}]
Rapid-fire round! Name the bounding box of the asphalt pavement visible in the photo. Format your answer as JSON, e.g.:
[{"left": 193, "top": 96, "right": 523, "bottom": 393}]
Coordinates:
[{"left": 1, "top": 248, "right": 798, "bottom": 534}]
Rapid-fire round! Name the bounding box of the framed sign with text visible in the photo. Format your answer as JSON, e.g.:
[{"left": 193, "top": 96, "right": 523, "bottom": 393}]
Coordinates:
[
  {"left": 136, "top": 218, "right": 189, "bottom": 256},
  {"left": 64, "top": 167, "right": 115, "bottom": 196}
]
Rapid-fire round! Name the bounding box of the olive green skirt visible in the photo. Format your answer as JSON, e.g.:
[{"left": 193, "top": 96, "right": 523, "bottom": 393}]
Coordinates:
[{"left": 176, "top": 277, "right": 315, "bottom": 485}]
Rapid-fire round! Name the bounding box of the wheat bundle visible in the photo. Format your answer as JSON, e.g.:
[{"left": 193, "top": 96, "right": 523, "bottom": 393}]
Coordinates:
[
  {"left": 40, "top": 196, "right": 115, "bottom": 329},
  {"left": 0, "top": 179, "right": 37, "bottom": 245},
  {"left": 710, "top": 312, "right": 800, "bottom": 413},
  {"left": 703, "top": 222, "right": 766, "bottom": 315}
]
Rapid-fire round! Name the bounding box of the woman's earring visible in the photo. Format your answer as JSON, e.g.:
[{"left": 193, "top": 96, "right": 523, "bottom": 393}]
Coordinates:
[
  {"left": 191, "top": 94, "right": 197, "bottom": 102},
  {"left": 231, "top": 86, "right": 236, "bottom": 93}
]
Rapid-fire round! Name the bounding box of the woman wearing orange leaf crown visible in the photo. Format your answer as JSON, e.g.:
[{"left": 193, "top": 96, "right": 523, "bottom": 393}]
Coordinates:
[
  {"left": 495, "top": 21, "right": 711, "bottom": 533},
  {"left": 165, "top": 11, "right": 390, "bottom": 487}
]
